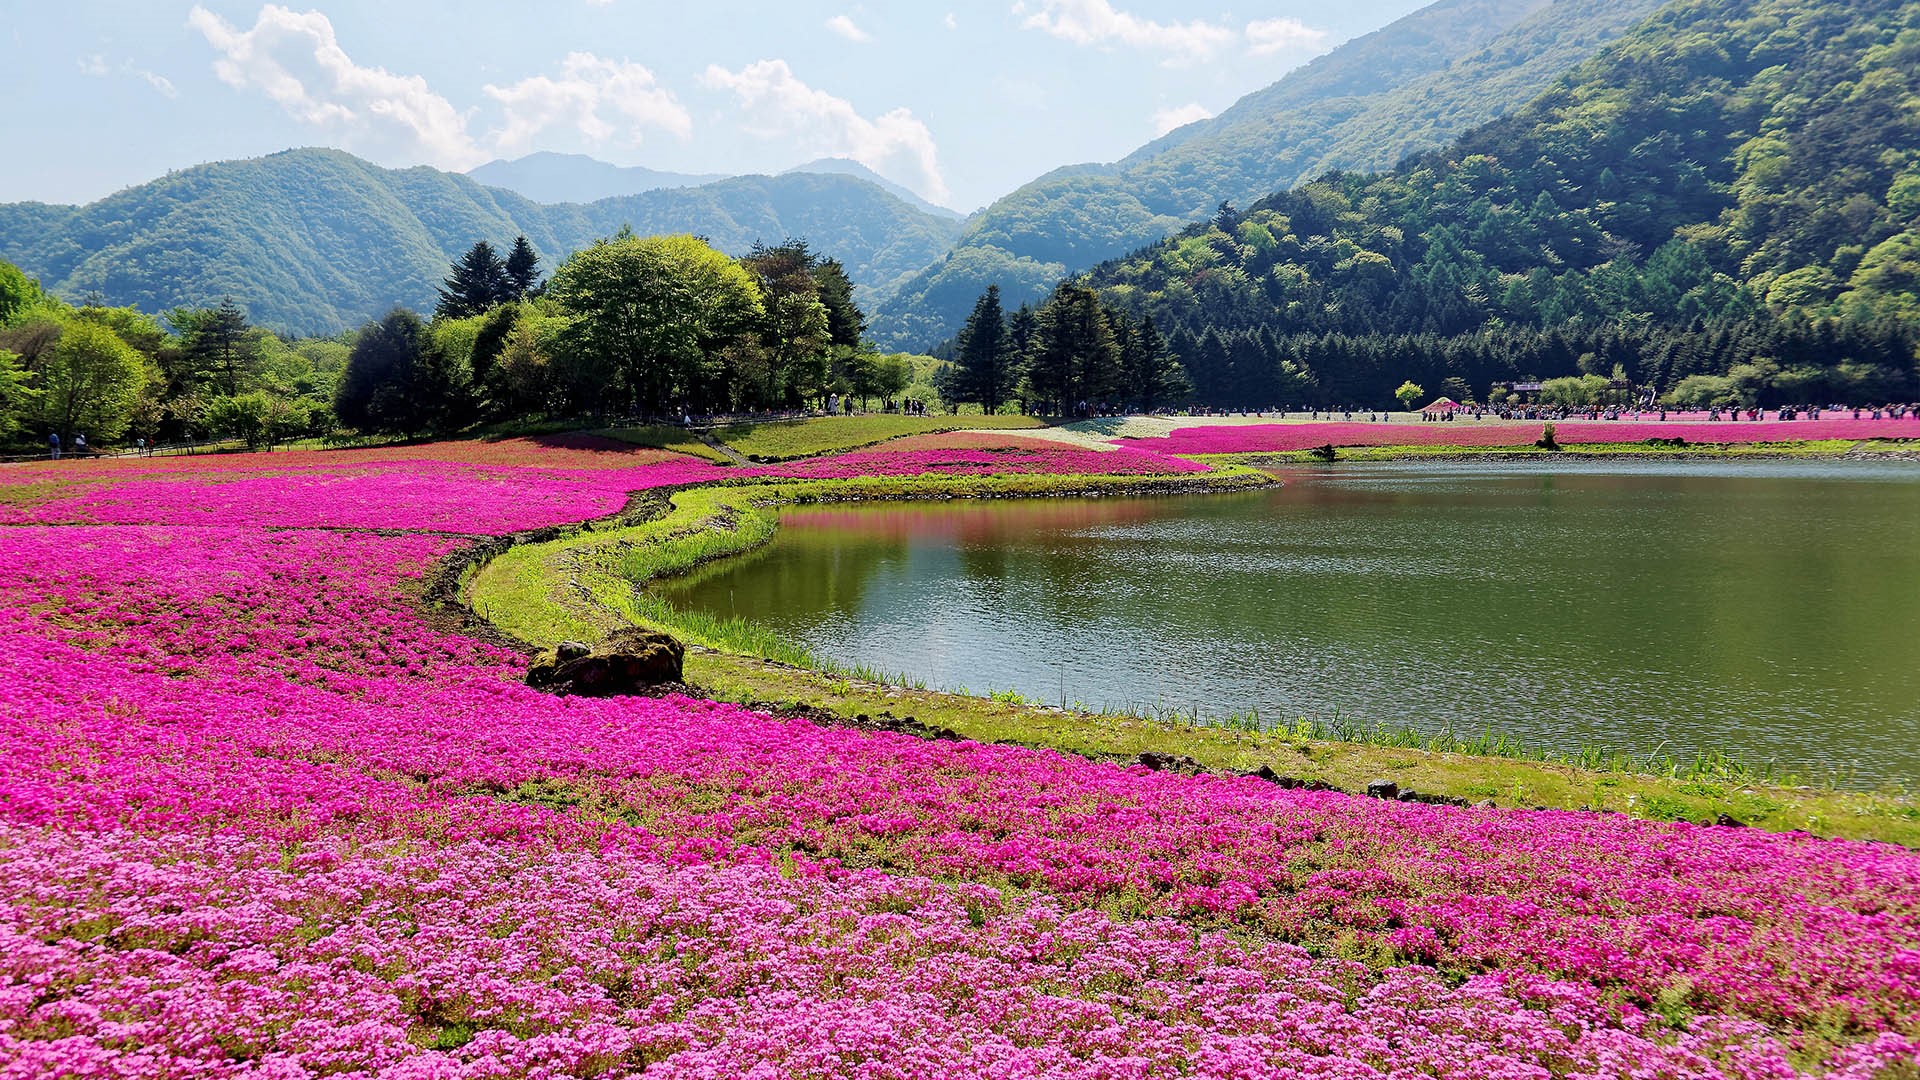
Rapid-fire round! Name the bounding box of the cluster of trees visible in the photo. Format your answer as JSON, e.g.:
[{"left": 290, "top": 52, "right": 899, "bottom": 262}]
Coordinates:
[
  {"left": 1070, "top": 0, "right": 1920, "bottom": 408},
  {"left": 0, "top": 259, "right": 343, "bottom": 451},
  {"left": 1, "top": 225, "right": 937, "bottom": 449},
  {"left": 940, "top": 284, "right": 1191, "bottom": 415},
  {"left": 1144, "top": 317, "right": 1916, "bottom": 410},
  {"left": 331, "top": 234, "right": 923, "bottom": 435}
]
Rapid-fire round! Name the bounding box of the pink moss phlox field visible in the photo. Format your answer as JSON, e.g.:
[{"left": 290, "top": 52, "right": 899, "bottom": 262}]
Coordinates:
[
  {"left": 3, "top": 442, "right": 1919, "bottom": 1076},
  {"left": 1126, "top": 418, "right": 1920, "bottom": 455},
  {"left": 2, "top": 440, "right": 1205, "bottom": 531},
  {"left": 14, "top": 829, "right": 1919, "bottom": 1080},
  {"left": 753, "top": 443, "right": 1208, "bottom": 481}
]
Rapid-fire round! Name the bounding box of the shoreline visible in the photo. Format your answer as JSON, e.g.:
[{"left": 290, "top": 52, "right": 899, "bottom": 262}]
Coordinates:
[{"left": 449, "top": 451, "right": 1920, "bottom": 846}]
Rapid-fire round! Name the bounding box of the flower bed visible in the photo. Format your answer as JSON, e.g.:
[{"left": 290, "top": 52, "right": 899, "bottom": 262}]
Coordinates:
[
  {"left": 1126, "top": 419, "right": 1920, "bottom": 455},
  {"left": 1, "top": 440, "right": 1917, "bottom": 1077},
  {"left": 19, "top": 827, "right": 1916, "bottom": 1080},
  {"left": 5, "top": 439, "right": 1208, "bottom": 532},
  {"left": 755, "top": 443, "right": 1208, "bottom": 481}
]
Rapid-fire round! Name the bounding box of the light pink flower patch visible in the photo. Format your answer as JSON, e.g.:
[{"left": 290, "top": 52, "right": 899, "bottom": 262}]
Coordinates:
[{"left": 1127, "top": 418, "right": 1920, "bottom": 455}]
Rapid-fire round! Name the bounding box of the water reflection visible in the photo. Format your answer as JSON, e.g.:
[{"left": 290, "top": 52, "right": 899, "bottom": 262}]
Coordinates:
[{"left": 658, "top": 461, "right": 1920, "bottom": 785}]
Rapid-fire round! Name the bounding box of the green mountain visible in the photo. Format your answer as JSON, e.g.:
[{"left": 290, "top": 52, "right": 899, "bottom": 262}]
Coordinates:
[
  {"left": 0, "top": 148, "right": 963, "bottom": 336},
  {"left": 1080, "top": 0, "right": 1920, "bottom": 405},
  {"left": 868, "top": 0, "right": 1669, "bottom": 350}
]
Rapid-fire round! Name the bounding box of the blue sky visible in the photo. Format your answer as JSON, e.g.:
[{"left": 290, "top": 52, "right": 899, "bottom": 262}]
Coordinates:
[{"left": 4, "top": 1, "right": 1433, "bottom": 211}]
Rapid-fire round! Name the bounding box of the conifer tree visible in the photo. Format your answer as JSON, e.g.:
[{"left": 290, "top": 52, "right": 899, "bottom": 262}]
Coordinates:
[
  {"left": 1026, "top": 284, "right": 1120, "bottom": 415},
  {"left": 504, "top": 237, "right": 542, "bottom": 300},
  {"left": 954, "top": 285, "right": 1015, "bottom": 414},
  {"left": 335, "top": 309, "right": 470, "bottom": 434},
  {"left": 437, "top": 241, "right": 512, "bottom": 320},
  {"left": 811, "top": 257, "right": 866, "bottom": 350},
  {"left": 1125, "top": 315, "right": 1190, "bottom": 412},
  {"left": 182, "top": 297, "right": 261, "bottom": 396}
]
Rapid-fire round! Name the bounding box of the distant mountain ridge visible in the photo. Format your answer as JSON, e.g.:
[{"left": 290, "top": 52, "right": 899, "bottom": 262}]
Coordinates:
[
  {"left": 467, "top": 152, "right": 964, "bottom": 222},
  {"left": 466, "top": 152, "right": 725, "bottom": 203},
  {"left": 867, "top": 0, "right": 1670, "bottom": 350},
  {"left": 0, "top": 148, "right": 963, "bottom": 336},
  {"left": 783, "top": 159, "right": 964, "bottom": 221}
]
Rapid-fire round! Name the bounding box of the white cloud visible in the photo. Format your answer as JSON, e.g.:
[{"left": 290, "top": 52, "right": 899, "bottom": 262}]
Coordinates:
[
  {"left": 825, "top": 14, "right": 872, "bottom": 43},
  {"left": 79, "top": 53, "right": 179, "bottom": 99},
  {"left": 701, "top": 59, "right": 949, "bottom": 205},
  {"left": 1246, "top": 17, "right": 1327, "bottom": 56},
  {"left": 1150, "top": 102, "right": 1212, "bottom": 136},
  {"left": 944, "top": 12, "right": 958, "bottom": 29},
  {"left": 484, "top": 53, "right": 691, "bottom": 155},
  {"left": 1014, "top": 0, "right": 1236, "bottom": 65},
  {"left": 187, "top": 4, "right": 482, "bottom": 168},
  {"left": 189, "top": 5, "right": 697, "bottom": 168}
]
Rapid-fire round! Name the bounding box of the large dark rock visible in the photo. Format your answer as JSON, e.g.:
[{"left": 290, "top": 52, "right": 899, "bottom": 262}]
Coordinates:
[
  {"left": 1136, "top": 751, "right": 1204, "bottom": 774},
  {"left": 527, "top": 628, "right": 685, "bottom": 697}
]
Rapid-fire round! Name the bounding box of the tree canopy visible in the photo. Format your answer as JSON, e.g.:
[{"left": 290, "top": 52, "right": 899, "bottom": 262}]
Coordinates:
[{"left": 549, "top": 233, "right": 765, "bottom": 417}]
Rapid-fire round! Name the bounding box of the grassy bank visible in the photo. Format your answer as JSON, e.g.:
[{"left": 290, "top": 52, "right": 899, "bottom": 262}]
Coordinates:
[
  {"left": 460, "top": 460, "right": 1920, "bottom": 846},
  {"left": 707, "top": 414, "right": 1046, "bottom": 462},
  {"left": 679, "top": 653, "right": 1920, "bottom": 846}
]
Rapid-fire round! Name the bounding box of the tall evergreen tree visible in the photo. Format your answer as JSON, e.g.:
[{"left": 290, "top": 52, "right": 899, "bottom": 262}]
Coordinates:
[
  {"left": 1007, "top": 304, "right": 1038, "bottom": 412},
  {"left": 437, "top": 241, "right": 512, "bottom": 320},
  {"left": 953, "top": 286, "right": 1016, "bottom": 414},
  {"left": 504, "top": 237, "right": 542, "bottom": 300},
  {"left": 1026, "top": 284, "right": 1120, "bottom": 415},
  {"left": 178, "top": 297, "right": 262, "bottom": 396},
  {"left": 335, "top": 308, "right": 466, "bottom": 435},
  {"left": 1124, "top": 315, "right": 1190, "bottom": 411},
  {"left": 811, "top": 257, "right": 866, "bottom": 350}
]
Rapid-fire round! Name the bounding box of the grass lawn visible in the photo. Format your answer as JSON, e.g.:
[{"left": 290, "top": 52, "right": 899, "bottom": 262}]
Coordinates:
[
  {"left": 591, "top": 424, "right": 734, "bottom": 463},
  {"left": 711, "top": 414, "right": 1045, "bottom": 461}
]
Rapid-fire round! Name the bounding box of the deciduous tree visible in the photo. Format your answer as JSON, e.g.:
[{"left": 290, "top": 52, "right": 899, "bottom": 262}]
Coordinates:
[{"left": 550, "top": 234, "right": 764, "bottom": 416}]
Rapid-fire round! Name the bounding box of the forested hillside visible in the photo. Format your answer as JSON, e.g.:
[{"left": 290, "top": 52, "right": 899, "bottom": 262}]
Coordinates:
[
  {"left": 1080, "top": 0, "right": 1920, "bottom": 407},
  {"left": 0, "top": 149, "right": 962, "bottom": 336},
  {"left": 868, "top": 0, "right": 1668, "bottom": 349}
]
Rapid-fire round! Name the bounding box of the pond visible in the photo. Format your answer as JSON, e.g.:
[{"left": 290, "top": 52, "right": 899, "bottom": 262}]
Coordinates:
[{"left": 656, "top": 461, "right": 1920, "bottom": 786}]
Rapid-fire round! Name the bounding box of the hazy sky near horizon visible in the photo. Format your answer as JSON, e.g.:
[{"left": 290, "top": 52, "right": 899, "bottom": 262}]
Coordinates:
[{"left": 4, "top": 1, "right": 1435, "bottom": 210}]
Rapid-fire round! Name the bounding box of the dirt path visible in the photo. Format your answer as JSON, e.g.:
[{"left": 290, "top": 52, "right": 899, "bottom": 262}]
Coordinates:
[{"left": 694, "top": 431, "right": 754, "bottom": 466}]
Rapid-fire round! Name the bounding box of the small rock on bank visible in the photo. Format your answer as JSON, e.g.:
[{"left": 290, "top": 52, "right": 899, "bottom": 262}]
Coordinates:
[{"left": 528, "top": 628, "right": 685, "bottom": 697}]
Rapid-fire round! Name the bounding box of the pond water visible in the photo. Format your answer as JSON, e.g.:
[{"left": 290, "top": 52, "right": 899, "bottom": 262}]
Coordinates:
[{"left": 657, "top": 461, "right": 1920, "bottom": 786}]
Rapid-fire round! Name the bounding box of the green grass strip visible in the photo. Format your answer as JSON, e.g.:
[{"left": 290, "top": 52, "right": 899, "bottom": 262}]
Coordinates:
[{"left": 711, "top": 414, "right": 1045, "bottom": 462}]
